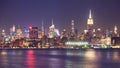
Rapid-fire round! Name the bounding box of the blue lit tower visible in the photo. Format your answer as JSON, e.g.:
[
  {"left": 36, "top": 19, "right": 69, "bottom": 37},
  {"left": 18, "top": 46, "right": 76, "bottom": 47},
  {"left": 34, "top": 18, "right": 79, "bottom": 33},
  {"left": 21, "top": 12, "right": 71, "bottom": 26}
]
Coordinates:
[
  {"left": 10, "top": 25, "right": 16, "bottom": 41},
  {"left": 10, "top": 25, "right": 15, "bottom": 36}
]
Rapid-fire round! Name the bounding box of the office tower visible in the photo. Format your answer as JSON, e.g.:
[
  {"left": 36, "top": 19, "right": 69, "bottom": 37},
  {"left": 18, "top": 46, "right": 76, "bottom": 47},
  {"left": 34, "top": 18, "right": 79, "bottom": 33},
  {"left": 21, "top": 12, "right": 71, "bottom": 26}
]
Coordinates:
[{"left": 87, "top": 10, "right": 94, "bottom": 31}]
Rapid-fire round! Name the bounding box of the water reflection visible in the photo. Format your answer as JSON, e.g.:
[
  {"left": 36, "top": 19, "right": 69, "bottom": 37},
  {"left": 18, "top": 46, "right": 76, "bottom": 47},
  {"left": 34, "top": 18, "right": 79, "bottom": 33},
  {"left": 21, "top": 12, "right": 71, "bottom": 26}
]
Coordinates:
[
  {"left": 49, "top": 58, "right": 63, "bottom": 68},
  {"left": 65, "top": 60, "right": 73, "bottom": 68},
  {"left": 1, "top": 50, "right": 7, "bottom": 55},
  {"left": 0, "top": 49, "right": 120, "bottom": 68},
  {"left": 84, "top": 49, "right": 96, "bottom": 60},
  {"left": 26, "top": 50, "right": 35, "bottom": 68},
  {"left": 84, "top": 49, "right": 99, "bottom": 68},
  {"left": 113, "top": 51, "right": 119, "bottom": 61},
  {"left": 0, "top": 50, "right": 8, "bottom": 68},
  {"left": 66, "top": 50, "right": 85, "bottom": 56},
  {"left": 106, "top": 51, "right": 111, "bottom": 59}
]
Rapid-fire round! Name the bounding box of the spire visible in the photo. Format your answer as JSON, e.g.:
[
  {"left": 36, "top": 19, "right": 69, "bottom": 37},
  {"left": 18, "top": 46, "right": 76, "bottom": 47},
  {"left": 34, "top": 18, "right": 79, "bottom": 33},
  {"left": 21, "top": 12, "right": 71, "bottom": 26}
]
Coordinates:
[
  {"left": 114, "top": 25, "right": 117, "bottom": 30},
  {"left": 52, "top": 18, "right": 54, "bottom": 25},
  {"left": 89, "top": 9, "right": 92, "bottom": 18},
  {"left": 87, "top": 9, "right": 94, "bottom": 29},
  {"left": 42, "top": 20, "right": 43, "bottom": 27},
  {"left": 51, "top": 18, "right": 55, "bottom": 29},
  {"left": 114, "top": 25, "right": 117, "bottom": 34},
  {"left": 12, "top": 24, "right": 15, "bottom": 32},
  {"left": 41, "top": 20, "right": 44, "bottom": 32}
]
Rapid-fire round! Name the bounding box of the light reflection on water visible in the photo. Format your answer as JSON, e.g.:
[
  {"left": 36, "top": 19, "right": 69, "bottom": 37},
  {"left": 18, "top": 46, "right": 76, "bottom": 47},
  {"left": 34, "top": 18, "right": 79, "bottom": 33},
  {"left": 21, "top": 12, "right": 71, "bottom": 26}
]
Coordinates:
[
  {"left": 113, "top": 52, "right": 119, "bottom": 61},
  {"left": 0, "top": 50, "right": 8, "bottom": 67},
  {"left": 26, "top": 50, "right": 35, "bottom": 68},
  {"left": 0, "top": 49, "right": 120, "bottom": 68},
  {"left": 84, "top": 49, "right": 96, "bottom": 60}
]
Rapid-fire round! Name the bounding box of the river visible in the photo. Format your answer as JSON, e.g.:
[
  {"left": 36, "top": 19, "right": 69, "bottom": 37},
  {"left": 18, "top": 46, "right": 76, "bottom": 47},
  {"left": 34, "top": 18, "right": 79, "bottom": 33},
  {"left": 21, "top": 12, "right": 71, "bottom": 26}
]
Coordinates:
[{"left": 0, "top": 49, "right": 120, "bottom": 68}]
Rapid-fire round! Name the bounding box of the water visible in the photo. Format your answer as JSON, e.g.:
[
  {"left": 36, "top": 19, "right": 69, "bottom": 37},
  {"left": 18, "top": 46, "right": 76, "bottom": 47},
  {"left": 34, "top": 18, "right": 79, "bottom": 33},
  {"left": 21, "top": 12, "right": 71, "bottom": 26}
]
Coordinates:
[{"left": 0, "top": 49, "right": 120, "bottom": 68}]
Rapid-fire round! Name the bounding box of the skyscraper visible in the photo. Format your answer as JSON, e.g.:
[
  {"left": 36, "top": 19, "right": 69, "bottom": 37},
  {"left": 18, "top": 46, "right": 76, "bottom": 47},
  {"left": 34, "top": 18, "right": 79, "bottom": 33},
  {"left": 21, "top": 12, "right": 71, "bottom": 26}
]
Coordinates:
[
  {"left": 10, "top": 25, "right": 16, "bottom": 41},
  {"left": 86, "top": 10, "right": 94, "bottom": 42},
  {"left": 49, "top": 19, "right": 55, "bottom": 38},
  {"left": 87, "top": 9, "right": 94, "bottom": 30},
  {"left": 114, "top": 25, "right": 118, "bottom": 35},
  {"left": 16, "top": 26, "right": 23, "bottom": 39},
  {"left": 10, "top": 25, "right": 16, "bottom": 36},
  {"left": 71, "top": 20, "right": 75, "bottom": 33},
  {"left": 1, "top": 29, "right": 6, "bottom": 37},
  {"left": 29, "top": 27, "right": 38, "bottom": 39},
  {"left": 113, "top": 25, "right": 119, "bottom": 37}
]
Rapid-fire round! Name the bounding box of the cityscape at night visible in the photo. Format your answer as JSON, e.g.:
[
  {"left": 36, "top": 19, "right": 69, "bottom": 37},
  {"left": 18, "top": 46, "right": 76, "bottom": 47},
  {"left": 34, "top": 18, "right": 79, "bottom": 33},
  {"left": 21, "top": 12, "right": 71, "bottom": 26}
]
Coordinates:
[
  {"left": 0, "top": 9, "right": 120, "bottom": 49},
  {"left": 0, "top": 0, "right": 120, "bottom": 68}
]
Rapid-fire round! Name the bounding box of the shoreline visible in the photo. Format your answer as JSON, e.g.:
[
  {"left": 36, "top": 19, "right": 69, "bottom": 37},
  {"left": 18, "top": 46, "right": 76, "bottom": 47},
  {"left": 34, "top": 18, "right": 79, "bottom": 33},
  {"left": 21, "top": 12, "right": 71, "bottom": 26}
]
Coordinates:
[{"left": 0, "top": 47, "right": 119, "bottom": 50}]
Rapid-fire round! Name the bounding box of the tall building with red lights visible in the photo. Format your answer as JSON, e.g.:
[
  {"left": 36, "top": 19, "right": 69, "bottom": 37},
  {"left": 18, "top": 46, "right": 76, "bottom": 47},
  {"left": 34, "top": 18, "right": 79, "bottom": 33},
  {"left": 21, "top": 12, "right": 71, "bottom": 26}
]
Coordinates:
[{"left": 29, "top": 27, "right": 38, "bottom": 39}]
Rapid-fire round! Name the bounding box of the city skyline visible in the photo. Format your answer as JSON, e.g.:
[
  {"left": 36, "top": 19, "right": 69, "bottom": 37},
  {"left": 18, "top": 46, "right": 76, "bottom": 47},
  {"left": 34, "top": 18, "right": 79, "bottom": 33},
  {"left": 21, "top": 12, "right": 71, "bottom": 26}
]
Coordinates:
[
  {"left": 0, "top": 0, "right": 120, "bottom": 33},
  {"left": 1, "top": 1, "right": 120, "bottom": 68}
]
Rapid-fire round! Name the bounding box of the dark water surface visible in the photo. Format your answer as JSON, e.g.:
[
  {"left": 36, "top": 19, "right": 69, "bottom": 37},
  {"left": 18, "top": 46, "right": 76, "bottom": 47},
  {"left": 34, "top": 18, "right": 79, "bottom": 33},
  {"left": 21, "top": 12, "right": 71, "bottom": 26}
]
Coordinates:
[{"left": 0, "top": 49, "right": 120, "bottom": 68}]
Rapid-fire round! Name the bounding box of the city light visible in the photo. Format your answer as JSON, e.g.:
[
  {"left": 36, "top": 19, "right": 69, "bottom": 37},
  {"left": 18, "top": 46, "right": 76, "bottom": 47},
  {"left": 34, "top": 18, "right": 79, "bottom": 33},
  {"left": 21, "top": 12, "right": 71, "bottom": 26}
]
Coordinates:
[
  {"left": 65, "top": 41, "right": 89, "bottom": 46},
  {"left": 0, "top": 10, "right": 119, "bottom": 49},
  {"left": 29, "top": 26, "right": 32, "bottom": 30}
]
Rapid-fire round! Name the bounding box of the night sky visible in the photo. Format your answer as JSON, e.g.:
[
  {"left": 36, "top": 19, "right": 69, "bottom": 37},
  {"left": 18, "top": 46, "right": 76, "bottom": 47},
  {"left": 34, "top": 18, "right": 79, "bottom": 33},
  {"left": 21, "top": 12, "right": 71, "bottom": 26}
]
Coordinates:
[{"left": 0, "top": 0, "right": 120, "bottom": 33}]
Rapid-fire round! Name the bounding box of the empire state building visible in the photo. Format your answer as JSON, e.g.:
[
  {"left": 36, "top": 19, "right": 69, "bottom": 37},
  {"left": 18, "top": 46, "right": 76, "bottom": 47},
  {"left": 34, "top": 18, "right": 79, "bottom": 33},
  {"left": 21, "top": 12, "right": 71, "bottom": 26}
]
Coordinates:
[{"left": 87, "top": 10, "right": 94, "bottom": 30}]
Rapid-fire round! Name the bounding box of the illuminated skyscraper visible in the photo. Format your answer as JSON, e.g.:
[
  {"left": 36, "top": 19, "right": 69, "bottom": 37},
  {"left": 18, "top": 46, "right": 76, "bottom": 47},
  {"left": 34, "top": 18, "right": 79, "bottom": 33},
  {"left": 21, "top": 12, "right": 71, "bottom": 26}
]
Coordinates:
[
  {"left": 29, "top": 27, "right": 38, "bottom": 39},
  {"left": 1, "top": 29, "right": 6, "bottom": 44},
  {"left": 24, "top": 28, "right": 29, "bottom": 38},
  {"left": 71, "top": 20, "right": 75, "bottom": 33},
  {"left": 86, "top": 10, "right": 94, "bottom": 42},
  {"left": 114, "top": 25, "right": 118, "bottom": 34},
  {"left": 49, "top": 19, "right": 55, "bottom": 38},
  {"left": 16, "top": 26, "right": 23, "bottom": 39},
  {"left": 113, "top": 25, "right": 119, "bottom": 37},
  {"left": 1, "top": 29, "right": 6, "bottom": 37},
  {"left": 10, "top": 25, "right": 16, "bottom": 41},
  {"left": 10, "top": 25, "right": 16, "bottom": 36},
  {"left": 12, "top": 25, "right": 15, "bottom": 32},
  {"left": 87, "top": 9, "right": 94, "bottom": 30}
]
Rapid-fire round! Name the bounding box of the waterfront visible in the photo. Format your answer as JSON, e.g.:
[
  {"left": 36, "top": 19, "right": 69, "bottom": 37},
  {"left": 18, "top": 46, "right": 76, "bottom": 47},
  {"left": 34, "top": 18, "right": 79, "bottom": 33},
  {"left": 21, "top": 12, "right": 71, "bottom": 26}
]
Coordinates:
[{"left": 0, "top": 49, "right": 120, "bottom": 68}]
